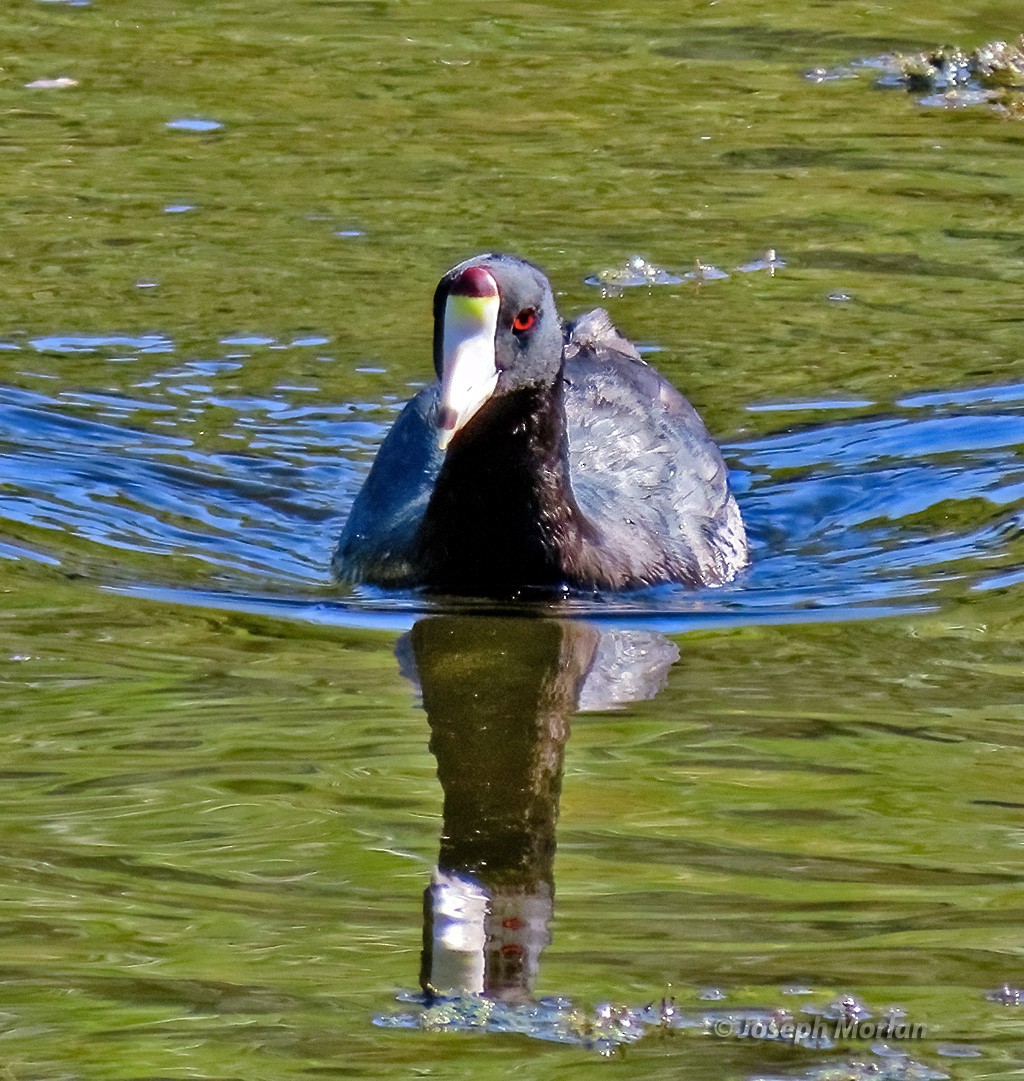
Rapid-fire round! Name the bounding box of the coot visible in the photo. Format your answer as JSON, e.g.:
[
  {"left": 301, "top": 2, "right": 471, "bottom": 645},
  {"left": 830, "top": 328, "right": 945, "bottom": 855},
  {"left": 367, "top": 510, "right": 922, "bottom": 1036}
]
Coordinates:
[{"left": 334, "top": 254, "right": 747, "bottom": 595}]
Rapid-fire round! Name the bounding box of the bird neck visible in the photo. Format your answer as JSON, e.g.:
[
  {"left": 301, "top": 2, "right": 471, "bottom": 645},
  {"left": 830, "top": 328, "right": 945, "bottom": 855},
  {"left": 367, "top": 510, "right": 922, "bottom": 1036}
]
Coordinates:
[{"left": 417, "top": 378, "right": 594, "bottom": 595}]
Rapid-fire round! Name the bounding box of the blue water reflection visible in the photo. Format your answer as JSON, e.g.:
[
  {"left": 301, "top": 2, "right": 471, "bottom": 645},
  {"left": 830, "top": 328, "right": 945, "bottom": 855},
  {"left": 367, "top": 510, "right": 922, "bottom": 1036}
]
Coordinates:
[{"left": 1, "top": 364, "right": 1022, "bottom": 629}]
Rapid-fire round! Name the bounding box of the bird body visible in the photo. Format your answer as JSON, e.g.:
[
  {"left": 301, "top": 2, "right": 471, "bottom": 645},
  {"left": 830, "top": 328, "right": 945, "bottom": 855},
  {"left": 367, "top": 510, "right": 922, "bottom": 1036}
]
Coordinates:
[{"left": 335, "top": 255, "right": 747, "bottom": 595}]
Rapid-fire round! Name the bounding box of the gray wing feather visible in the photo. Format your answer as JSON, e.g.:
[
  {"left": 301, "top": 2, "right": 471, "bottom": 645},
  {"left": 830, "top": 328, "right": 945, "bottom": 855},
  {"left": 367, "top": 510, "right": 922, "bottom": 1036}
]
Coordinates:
[
  {"left": 333, "top": 386, "right": 443, "bottom": 585},
  {"left": 564, "top": 310, "right": 747, "bottom": 586}
]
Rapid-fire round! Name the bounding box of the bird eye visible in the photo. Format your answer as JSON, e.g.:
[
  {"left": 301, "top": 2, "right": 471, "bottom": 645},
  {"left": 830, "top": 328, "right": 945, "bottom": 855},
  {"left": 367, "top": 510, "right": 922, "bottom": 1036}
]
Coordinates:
[{"left": 511, "top": 308, "right": 537, "bottom": 334}]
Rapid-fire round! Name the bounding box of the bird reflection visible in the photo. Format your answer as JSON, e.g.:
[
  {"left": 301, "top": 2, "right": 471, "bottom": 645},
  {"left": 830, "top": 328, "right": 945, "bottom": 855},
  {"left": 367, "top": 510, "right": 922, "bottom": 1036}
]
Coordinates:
[{"left": 398, "top": 615, "right": 678, "bottom": 1003}]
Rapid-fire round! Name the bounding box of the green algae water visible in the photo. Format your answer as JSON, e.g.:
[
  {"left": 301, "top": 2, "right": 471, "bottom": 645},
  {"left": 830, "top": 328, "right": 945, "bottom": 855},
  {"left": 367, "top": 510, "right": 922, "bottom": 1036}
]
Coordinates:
[{"left": 1, "top": 0, "right": 1024, "bottom": 1078}]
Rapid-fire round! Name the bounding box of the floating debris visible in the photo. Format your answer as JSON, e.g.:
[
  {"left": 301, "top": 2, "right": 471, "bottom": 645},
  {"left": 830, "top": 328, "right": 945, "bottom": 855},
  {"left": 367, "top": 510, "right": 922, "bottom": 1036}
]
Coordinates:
[
  {"left": 376, "top": 987, "right": 944, "bottom": 1066},
  {"left": 883, "top": 46, "right": 976, "bottom": 91},
  {"left": 985, "top": 983, "right": 1022, "bottom": 1005},
  {"left": 737, "top": 249, "right": 786, "bottom": 275},
  {"left": 682, "top": 258, "right": 729, "bottom": 282},
  {"left": 994, "top": 98, "right": 1024, "bottom": 119},
  {"left": 584, "top": 255, "right": 683, "bottom": 297},
  {"left": 25, "top": 76, "right": 78, "bottom": 89},
  {"left": 818, "top": 994, "right": 872, "bottom": 1022},
  {"left": 919, "top": 87, "right": 998, "bottom": 109},
  {"left": 749, "top": 1060, "right": 951, "bottom": 1081},
  {"left": 375, "top": 990, "right": 660, "bottom": 1054},
  {"left": 975, "top": 38, "right": 1024, "bottom": 86},
  {"left": 584, "top": 251, "right": 785, "bottom": 296},
  {"left": 808, "top": 36, "right": 1024, "bottom": 118},
  {"left": 163, "top": 204, "right": 196, "bottom": 214}
]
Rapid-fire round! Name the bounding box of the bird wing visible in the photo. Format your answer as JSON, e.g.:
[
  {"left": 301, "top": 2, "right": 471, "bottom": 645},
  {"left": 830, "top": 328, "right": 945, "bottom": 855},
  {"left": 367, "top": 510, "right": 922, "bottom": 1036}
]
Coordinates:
[
  {"left": 333, "top": 385, "right": 443, "bottom": 585},
  {"left": 563, "top": 309, "right": 747, "bottom": 586}
]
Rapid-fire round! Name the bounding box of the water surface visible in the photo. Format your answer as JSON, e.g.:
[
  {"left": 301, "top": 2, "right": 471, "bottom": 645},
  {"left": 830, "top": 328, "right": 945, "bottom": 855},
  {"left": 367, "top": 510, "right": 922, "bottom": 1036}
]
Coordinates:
[{"left": 1, "top": 1, "right": 1023, "bottom": 1079}]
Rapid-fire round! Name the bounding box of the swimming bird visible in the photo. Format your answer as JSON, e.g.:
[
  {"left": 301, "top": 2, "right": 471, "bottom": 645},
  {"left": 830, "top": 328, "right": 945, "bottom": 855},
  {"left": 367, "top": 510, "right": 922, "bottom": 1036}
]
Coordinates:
[{"left": 334, "top": 253, "right": 747, "bottom": 595}]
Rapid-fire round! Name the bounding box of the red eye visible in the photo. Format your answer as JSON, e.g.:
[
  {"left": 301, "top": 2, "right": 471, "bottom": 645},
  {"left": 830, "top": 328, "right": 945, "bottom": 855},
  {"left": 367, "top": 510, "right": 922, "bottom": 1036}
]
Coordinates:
[{"left": 512, "top": 308, "right": 537, "bottom": 334}]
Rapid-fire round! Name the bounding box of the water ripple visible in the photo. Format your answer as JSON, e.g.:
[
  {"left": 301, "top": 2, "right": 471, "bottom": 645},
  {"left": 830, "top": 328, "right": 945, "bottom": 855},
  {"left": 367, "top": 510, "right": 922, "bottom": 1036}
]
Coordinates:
[{"left": 0, "top": 365, "right": 1021, "bottom": 629}]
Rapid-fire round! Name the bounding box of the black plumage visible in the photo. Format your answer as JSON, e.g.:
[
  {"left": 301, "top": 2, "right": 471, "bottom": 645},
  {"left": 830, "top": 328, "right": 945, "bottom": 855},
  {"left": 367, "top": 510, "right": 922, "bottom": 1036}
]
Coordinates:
[{"left": 334, "top": 254, "right": 747, "bottom": 595}]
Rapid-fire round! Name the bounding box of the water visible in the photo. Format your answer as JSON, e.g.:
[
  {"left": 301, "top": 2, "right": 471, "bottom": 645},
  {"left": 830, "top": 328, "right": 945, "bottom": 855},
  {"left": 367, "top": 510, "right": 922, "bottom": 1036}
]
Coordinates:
[{"left": 1, "top": 1, "right": 1024, "bottom": 1079}]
